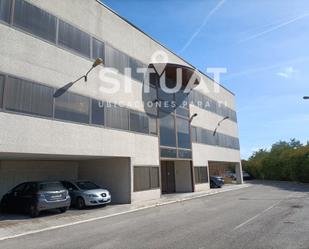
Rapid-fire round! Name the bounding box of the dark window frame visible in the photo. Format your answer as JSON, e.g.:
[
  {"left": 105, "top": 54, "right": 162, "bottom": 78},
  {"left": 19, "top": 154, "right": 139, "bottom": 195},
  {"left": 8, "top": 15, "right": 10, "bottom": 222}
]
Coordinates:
[
  {"left": 58, "top": 19, "right": 91, "bottom": 58},
  {"left": 54, "top": 90, "right": 90, "bottom": 124},
  {"left": 0, "top": 0, "right": 11, "bottom": 24},
  {"left": 194, "top": 166, "right": 208, "bottom": 184},
  {"left": 4, "top": 76, "right": 54, "bottom": 117},
  {"left": 133, "top": 166, "right": 160, "bottom": 192},
  {"left": 13, "top": 0, "right": 57, "bottom": 43}
]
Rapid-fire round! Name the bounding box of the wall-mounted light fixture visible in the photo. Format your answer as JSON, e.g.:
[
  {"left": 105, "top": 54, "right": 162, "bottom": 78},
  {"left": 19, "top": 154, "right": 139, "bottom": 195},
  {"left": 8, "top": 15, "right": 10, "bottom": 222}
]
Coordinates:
[
  {"left": 189, "top": 113, "right": 198, "bottom": 123},
  {"left": 213, "top": 116, "right": 229, "bottom": 136},
  {"left": 54, "top": 58, "right": 103, "bottom": 98}
]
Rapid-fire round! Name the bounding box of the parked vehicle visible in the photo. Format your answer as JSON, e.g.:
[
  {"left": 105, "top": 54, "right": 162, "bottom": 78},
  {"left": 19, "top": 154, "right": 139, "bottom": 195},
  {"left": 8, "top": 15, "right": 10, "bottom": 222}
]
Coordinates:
[
  {"left": 226, "top": 171, "right": 237, "bottom": 180},
  {"left": 242, "top": 171, "right": 252, "bottom": 180},
  {"left": 0, "top": 181, "right": 71, "bottom": 217},
  {"left": 61, "top": 180, "right": 111, "bottom": 209},
  {"left": 210, "top": 176, "right": 224, "bottom": 188}
]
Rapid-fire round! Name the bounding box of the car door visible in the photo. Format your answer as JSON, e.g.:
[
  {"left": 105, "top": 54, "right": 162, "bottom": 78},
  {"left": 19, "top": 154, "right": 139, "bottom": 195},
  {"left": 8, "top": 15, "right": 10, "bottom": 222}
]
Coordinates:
[
  {"left": 62, "top": 181, "right": 78, "bottom": 204},
  {"left": 19, "top": 183, "right": 37, "bottom": 212},
  {"left": 7, "top": 183, "right": 27, "bottom": 211}
]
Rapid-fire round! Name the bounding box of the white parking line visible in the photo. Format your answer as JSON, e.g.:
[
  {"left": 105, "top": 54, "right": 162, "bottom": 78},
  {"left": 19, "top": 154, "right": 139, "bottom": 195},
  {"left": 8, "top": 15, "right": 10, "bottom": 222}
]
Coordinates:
[
  {"left": 0, "top": 184, "right": 250, "bottom": 241},
  {"left": 232, "top": 192, "right": 295, "bottom": 231}
]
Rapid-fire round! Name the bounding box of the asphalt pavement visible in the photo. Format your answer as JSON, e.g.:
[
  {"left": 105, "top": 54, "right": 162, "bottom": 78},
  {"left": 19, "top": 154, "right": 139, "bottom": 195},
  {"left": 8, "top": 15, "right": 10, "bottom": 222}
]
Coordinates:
[{"left": 0, "top": 181, "right": 308, "bottom": 249}]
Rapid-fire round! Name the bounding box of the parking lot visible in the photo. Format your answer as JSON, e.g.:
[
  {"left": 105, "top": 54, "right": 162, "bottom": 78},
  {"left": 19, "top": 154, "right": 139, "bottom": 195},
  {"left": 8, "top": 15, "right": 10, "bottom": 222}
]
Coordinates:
[{"left": 0, "top": 183, "right": 249, "bottom": 240}]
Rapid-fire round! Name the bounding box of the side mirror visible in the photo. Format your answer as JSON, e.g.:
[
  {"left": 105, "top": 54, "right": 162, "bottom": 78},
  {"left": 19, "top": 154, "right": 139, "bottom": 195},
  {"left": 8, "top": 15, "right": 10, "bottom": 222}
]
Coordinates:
[
  {"left": 68, "top": 188, "right": 73, "bottom": 191},
  {"left": 13, "top": 191, "right": 18, "bottom": 197}
]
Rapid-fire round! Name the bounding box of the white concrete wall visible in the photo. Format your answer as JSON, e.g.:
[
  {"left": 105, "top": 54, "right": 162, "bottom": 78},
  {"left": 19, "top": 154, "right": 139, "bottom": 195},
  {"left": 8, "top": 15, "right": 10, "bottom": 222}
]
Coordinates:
[
  {"left": 174, "top": 161, "right": 193, "bottom": 193},
  {"left": 0, "top": 113, "right": 159, "bottom": 166},
  {"left": 190, "top": 105, "right": 239, "bottom": 138},
  {"left": 79, "top": 158, "right": 131, "bottom": 204},
  {"left": 192, "top": 143, "right": 241, "bottom": 166},
  {"left": 0, "top": 160, "right": 79, "bottom": 199}
]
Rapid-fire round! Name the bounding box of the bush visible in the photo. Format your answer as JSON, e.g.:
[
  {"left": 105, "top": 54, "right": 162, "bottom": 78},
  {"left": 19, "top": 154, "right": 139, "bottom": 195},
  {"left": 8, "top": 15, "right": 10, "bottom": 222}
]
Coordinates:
[{"left": 244, "top": 139, "right": 309, "bottom": 183}]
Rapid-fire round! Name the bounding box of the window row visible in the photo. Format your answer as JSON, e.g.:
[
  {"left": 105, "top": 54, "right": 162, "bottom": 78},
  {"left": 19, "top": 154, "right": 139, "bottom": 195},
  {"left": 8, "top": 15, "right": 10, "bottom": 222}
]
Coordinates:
[
  {"left": 0, "top": 74, "right": 157, "bottom": 136},
  {"left": 0, "top": 0, "right": 145, "bottom": 82},
  {"left": 133, "top": 166, "right": 159, "bottom": 192},
  {"left": 189, "top": 90, "right": 237, "bottom": 122},
  {"left": 159, "top": 112, "right": 191, "bottom": 149},
  {"left": 191, "top": 126, "right": 240, "bottom": 150},
  {"left": 194, "top": 167, "right": 208, "bottom": 184},
  {"left": 160, "top": 148, "right": 192, "bottom": 159}
]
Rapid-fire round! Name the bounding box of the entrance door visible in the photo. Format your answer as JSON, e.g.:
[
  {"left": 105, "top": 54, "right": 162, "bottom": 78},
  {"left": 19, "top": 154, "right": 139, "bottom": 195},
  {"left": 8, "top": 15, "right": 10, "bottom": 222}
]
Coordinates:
[{"left": 161, "top": 161, "right": 175, "bottom": 194}]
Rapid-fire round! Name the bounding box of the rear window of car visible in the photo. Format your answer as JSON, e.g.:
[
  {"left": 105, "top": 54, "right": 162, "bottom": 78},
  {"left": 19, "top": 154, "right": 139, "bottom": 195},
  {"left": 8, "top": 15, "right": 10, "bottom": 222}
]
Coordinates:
[
  {"left": 39, "top": 182, "right": 64, "bottom": 191},
  {"left": 76, "top": 181, "right": 100, "bottom": 190}
]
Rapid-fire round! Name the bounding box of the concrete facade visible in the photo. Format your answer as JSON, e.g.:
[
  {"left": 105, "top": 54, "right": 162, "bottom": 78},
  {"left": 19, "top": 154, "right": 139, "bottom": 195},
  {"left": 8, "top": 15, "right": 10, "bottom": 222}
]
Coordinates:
[{"left": 0, "top": 0, "right": 242, "bottom": 203}]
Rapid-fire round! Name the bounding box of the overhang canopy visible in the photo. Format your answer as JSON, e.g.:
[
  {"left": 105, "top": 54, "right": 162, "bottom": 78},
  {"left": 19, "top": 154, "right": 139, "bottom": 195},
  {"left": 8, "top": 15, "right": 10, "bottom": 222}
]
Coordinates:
[{"left": 148, "top": 63, "right": 200, "bottom": 89}]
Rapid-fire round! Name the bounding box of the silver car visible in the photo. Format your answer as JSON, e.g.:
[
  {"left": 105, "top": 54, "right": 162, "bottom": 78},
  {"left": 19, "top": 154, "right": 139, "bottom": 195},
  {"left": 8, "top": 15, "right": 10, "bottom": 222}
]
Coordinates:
[
  {"left": 1, "top": 181, "right": 71, "bottom": 217},
  {"left": 61, "top": 180, "right": 111, "bottom": 209}
]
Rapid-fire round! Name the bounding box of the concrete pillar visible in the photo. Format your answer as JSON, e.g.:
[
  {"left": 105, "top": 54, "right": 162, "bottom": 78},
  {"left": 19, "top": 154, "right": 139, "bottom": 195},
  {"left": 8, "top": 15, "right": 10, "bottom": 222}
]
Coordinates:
[{"left": 235, "top": 162, "right": 243, "bottom": 184}]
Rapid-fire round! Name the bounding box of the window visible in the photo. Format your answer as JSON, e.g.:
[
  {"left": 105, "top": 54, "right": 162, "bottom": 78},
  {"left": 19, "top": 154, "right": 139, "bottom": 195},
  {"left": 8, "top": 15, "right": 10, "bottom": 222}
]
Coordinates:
[
  {"left": 177, "top": 117, "right": 191, "bottom": 149},
  {"left": 23, "top": 183, "right": 37, "bottom": 194},
  {"left": 160, "top": 148, "right": 177, "bottom": 158},
  {"left": 0, "top": 75, "right": 4, "bottom": 108},
  {"left": 92, "top": 38, "right": 105, "bottom": 60},
  {"left": 159, "top": 112, "right": 176, "bottom": 147},
  {"left": 149, "top": 116, "right": 157, "bottom": 135},
  {"left": 106, "top": 105, "right": 129, "bottom": 130},
  {"left": 129, "top": 111, "right": 149, "bottom": 134},
  {"left": 129, "top": 57, "right": 144, "bottom": 82},
  {"left": 144, "top": 86, "right": 157, "bottom": 116},
  {"left": 0, "top": 0, "right": 11, "bottom": 23},
  {"left": 12, "top": 183, "right": 27, "bottom": 192},
  {"left": 192, "top": 125, "right": 240, "bottom": 150},
  {"left": 58, "top": 20, "right": 91, "bottom": 57},
  {"left": 13, "top": 0, "right": 57, "bottom": 42},
  {"left": 176, "top": 106, "right": 189, "bottom": 117},
  {"left": 55, "top": 91, "right": 90, "bottom": 124},
  {"left": 191, "top": 126, "right": 197, "bottom": 143},
  {"left": 175, "top": 90, "right": 189, "bottom": 108},
  {"left": 105, "top": 44, "right": 129, "bottom": 74},
  {"left": 62, "top": 181, "right": 78, "bottom": 191},
  {"left": 150, "top": 167, "right": 159, "bottom": 189},
  {"left": 5, "top": 77, "right": 53, "bottom": 117},
  {"left": 178, "top": 149, "right": 192, "bottom": 159},
  {"left": 134, "top": 166, "right": 159, "bottom": 191},
  {"left": 194, "top": 167, "right": 208, "bottom": 184},
  {"left": 91, "top": 99, "right": 105, "bottom": 126}
]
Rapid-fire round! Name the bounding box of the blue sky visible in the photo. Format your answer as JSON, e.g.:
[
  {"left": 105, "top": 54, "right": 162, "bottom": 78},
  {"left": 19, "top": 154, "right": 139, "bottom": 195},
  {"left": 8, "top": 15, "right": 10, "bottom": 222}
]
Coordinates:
[{"left": 101, "top": 0, "right": 309, "bottom": 159}]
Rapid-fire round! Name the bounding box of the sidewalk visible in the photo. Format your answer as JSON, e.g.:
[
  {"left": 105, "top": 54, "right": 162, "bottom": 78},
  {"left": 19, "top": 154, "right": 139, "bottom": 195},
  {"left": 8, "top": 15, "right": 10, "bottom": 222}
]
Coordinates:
[{"left": 0, "top": 183, "right": 251, "bottom": 241}]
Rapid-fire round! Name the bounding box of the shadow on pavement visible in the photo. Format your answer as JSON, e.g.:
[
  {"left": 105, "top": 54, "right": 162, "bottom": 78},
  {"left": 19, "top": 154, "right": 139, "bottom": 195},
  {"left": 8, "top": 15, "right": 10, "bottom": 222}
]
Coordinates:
[{"left": 247, "top": 180, "right": 309, "bottom": 193}]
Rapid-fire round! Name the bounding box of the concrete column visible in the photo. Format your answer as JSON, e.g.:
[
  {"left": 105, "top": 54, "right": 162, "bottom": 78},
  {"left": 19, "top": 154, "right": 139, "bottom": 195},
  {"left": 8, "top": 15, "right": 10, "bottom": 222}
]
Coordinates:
[{"left": 235, "top": 162, "right": 243, "bottom": 184}]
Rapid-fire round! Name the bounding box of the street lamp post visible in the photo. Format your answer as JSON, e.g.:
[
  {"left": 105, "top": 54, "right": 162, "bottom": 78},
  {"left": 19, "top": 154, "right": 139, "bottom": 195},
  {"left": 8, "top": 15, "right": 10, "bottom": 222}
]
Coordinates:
[
  {"left": 213, "top": 116, "right": 229, "bottom": 136},
  {"left": 54, "top": 58, "right": 104, "bottom": 98},
  {"left": 189, "top": 113, "right": 198, "bottom": 123}
]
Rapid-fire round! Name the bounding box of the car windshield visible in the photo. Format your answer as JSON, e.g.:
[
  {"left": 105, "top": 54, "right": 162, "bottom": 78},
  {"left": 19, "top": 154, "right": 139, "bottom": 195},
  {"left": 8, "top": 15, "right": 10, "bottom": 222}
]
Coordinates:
[
  {"left": 76, "top": 181, "right": 100, "bottom": 190},
  {"left": 39, "top": 182, "right": 64, "bottom": 191}
]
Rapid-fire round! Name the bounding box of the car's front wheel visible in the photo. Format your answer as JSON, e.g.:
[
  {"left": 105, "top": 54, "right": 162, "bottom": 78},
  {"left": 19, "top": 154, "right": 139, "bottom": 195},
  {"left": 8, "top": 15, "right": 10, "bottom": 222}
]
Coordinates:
[
  {"left": 76, "top": 197, "right": 85, "bottom": 209},
  {"left": 29, "top": 204, "right": 40, "bottom": 218}
]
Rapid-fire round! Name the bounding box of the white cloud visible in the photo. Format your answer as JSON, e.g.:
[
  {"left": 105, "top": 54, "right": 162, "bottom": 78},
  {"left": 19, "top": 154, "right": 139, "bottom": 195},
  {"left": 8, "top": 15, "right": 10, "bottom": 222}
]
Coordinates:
[{"left": 276, "top": 66, "right": 297, "bottom": 78}]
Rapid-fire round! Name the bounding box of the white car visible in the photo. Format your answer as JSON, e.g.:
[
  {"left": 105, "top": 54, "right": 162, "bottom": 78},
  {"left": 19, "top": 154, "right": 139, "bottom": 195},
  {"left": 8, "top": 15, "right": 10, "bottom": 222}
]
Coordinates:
[{"left": 61, "top": 181, "right": 111, "bottom": 209}]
